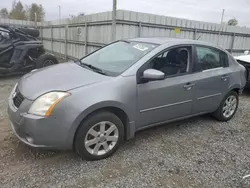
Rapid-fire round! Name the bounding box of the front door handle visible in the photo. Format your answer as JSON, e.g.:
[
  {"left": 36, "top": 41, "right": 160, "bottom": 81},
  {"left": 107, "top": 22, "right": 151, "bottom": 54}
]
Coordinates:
[
  {"left": 221, "top": 75, "right": 229, "bottom": 81},
  {"left": 184, "top": 83, "right": 195, "bottom": 90}
]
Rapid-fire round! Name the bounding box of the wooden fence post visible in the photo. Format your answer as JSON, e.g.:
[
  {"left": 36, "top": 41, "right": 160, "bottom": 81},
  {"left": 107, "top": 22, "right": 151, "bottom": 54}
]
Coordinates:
[
  {"left": 40, "top": 24, "right": 43, "bottom": 43},
  {"left": 84, "top": 21, "right": 88, "bottom": 56},
  {"left": 138, "top": 22, "right": 142, "bottom": 37},
  {"left": 51, "top": 26, "right": 53, "bottom": 53},
  {"left": 193, "top": 28, "right": 197, "bottom": 40},
  {"left": 230, "top": 33, "right": 236, "bottom": 54},
  {"left": 65, "top": 25, "right": 68, "bottom": 60}
]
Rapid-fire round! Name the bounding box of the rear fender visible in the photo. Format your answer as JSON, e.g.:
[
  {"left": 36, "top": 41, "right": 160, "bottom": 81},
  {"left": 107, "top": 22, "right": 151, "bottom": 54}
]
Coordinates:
[{"left": 228, "top": 84, "right": 241, "bottom": 92}]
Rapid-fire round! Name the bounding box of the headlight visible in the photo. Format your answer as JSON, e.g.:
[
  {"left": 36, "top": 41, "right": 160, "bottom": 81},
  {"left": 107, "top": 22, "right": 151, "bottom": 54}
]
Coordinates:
[{"left": 28, "top": 92, "right": 71, "bottom": 117}]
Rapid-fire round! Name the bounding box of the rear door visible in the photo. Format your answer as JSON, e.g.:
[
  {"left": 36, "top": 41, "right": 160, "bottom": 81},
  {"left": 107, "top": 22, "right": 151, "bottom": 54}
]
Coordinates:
[{"left": 192, "top": 45, "right": 230, "bottom": 114}]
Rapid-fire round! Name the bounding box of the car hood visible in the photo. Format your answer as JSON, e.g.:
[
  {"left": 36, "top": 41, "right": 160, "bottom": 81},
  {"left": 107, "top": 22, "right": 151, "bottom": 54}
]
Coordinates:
[{"left": 18, "top": 62, "right": 110, "bottom": 100}]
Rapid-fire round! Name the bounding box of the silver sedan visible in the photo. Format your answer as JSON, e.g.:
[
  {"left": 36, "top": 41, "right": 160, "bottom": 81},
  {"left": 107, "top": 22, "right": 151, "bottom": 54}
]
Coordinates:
[{"left": 8, "top": 38, "right": 246, "bottom": 160}]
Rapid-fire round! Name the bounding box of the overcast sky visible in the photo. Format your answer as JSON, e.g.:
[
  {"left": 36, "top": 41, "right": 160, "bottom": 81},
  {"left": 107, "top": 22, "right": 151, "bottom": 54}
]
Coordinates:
[{"left": 1, "top": 0, "right": 250, "bottom": 26}]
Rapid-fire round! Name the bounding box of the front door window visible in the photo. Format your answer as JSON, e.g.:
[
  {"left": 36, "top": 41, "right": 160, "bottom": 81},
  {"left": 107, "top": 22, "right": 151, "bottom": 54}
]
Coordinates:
[{"left": 149, "top": 47, "right": 191, "bottom": 77}]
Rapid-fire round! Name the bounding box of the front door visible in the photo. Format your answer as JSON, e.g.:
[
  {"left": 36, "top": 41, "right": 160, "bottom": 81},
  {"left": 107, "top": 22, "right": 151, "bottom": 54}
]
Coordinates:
[
  {"left": 137, "top": 75, "right": 195, "bottom": 128},
  {"left": 136, "top": 46, "right": 195, "bottom": 129}
]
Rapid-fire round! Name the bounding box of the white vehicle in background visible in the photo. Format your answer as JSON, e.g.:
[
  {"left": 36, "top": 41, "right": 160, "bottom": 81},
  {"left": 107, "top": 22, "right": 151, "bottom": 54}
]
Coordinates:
[{"left": 235, "top": 51, "right": 250, "bottom": 88}]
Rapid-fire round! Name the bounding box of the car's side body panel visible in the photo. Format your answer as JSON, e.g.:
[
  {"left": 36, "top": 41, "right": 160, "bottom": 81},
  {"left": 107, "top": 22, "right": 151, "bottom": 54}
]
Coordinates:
[
  {"left": 7, "top": 38, "right": 247, "bottom": 151},
  {"left": 136, "top": 74, "right": 194, "bottom": 129}
]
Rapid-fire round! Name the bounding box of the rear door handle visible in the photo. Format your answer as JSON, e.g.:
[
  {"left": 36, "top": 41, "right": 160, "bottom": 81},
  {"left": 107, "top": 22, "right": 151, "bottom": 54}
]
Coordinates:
[
  {"left": 221, "top": 75, "right": 229, "bottom": 81},
  {"left": 183, "top": 83, "right": 195, "bottom": 90}
]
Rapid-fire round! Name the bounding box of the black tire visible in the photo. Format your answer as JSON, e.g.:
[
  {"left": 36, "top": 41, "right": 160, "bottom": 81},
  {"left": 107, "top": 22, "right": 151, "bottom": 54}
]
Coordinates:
[
  {"left": 212, "top": 91, "right": 239, "bottom": 121},
  {"left": 74, "top": 111, "right": 124, "bottom": 161},
  {"left": 36, "top": 54, "right": 58, "bottom": 69}
]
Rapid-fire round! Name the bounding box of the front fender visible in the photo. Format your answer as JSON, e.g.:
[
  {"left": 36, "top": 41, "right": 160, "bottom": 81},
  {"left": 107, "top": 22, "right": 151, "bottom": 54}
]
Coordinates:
[
  {"left": 63, "top": 75, "right": 137, "bottom": 147},
  {"left": 66, "top": 100, "right": 130, "bottom": 147}
]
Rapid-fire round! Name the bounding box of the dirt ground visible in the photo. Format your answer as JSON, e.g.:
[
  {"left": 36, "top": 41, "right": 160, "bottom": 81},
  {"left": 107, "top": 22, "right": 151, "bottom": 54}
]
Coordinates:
[{"left": 1, "top": 77, "right": 250, "bottom": 188}]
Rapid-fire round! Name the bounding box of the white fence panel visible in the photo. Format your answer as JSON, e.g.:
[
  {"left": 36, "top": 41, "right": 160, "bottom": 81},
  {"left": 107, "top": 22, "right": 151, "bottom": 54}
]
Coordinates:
[{"left": 2, "top": 10, "right": 250, "bottom": 59}]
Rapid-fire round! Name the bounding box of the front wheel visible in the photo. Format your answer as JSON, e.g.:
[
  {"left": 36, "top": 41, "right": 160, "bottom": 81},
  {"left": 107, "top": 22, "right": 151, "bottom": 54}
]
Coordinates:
[
  {"left": 74, "top": 111, "right": 124, "bottom": 160},
  {"left": 212, "top": 91, "right": 239, "bottom": 121}
]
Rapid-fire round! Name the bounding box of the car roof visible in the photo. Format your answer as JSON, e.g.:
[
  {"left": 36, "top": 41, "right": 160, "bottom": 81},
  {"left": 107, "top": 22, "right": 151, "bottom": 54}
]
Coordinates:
[{"left": 127, "top": 37, "right": 220, "bottom": 49}]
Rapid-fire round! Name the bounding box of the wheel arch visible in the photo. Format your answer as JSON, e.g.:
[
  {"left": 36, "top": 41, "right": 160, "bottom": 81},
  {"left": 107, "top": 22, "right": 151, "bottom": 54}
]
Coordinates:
[
  {"left": 229, "top": 84, "right": 241, "bottom": 94},
  {"left": 69, "top": 102, "right": 133, "bottom": 149},
  {"left": 231, "top": 88, "right": 240, "bottom": 94}
]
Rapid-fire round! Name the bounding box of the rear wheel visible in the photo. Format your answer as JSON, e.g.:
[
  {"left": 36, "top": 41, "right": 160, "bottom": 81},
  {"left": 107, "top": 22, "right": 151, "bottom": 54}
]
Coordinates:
[
  {"left": 36, "top": 54, "right": 58, "bottom": 68},
  {"left": 212, "top": 91, "right": 239, "bottom": 121},
  {"left": 74, "top": 111, "right": 124, "bottom": 160}
]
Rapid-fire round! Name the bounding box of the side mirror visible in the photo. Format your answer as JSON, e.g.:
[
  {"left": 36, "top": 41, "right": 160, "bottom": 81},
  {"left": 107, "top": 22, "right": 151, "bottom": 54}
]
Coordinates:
[{"left": 142, "top": 69, "right": 165, "bottom": 82}]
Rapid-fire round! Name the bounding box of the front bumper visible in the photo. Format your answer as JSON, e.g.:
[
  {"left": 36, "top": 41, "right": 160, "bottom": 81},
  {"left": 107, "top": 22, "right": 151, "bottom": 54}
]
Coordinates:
[
  {"left": 9, "top": 120, "right": 47, "bottom": 148},
  {"left": 8, "top": 90, "right": 74, "bottom": 150}
]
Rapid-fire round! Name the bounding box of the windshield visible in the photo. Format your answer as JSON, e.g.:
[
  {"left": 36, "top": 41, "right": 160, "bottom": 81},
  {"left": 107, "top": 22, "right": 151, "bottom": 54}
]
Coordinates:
[{"left": 80, "top": 41, "right": 157, "bottom": 76}]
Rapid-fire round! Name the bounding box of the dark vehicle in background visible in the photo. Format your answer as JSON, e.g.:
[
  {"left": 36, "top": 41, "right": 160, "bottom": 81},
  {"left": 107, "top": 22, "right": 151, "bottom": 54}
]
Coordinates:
[
  {"left": 0, "top": 24, "right": 58, "bottom": 76},
  {"left": 235, "top": 52, "right": 250, "bottom": 88}
]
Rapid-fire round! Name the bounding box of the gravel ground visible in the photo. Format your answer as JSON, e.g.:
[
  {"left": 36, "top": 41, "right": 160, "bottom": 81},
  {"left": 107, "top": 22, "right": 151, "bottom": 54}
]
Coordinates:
[{"left": 1, "top": 77, "right": 250, "bottom": 188}]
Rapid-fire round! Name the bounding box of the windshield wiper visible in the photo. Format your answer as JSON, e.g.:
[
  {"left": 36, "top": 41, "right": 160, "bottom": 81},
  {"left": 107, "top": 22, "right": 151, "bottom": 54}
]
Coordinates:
[{"left": 79, "top": 61, "right": 108, "bottom": 75}]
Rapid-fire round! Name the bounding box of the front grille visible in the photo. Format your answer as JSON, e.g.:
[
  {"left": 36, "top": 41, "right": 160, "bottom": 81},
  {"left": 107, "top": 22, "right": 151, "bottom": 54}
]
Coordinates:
[{"left": 13, "top": 88, "right": 24, "bottom": 108}]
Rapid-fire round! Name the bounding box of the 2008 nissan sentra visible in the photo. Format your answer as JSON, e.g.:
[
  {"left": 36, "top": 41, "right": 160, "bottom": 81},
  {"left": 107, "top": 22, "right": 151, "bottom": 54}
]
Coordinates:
[{"left": 8, "top": 38, "right": 246, "bottom": 160}]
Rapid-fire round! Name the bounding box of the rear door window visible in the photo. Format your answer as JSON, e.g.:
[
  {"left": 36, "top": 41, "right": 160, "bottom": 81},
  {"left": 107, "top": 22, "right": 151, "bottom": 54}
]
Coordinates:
[{"left": 195, "top": 46, "right": 228, "bottom": 71}]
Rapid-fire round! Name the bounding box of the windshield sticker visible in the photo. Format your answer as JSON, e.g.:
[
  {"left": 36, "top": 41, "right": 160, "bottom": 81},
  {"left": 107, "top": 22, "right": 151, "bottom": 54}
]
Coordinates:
[{"left": 133, "top": 44, "right": 149, "bottom": 51}]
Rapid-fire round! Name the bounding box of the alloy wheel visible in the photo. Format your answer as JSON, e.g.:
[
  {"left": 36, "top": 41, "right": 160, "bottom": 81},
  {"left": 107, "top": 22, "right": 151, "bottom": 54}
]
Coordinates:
[
  {"left": 84, "top": 121, "right": 119, "bottom": 156},
  {"left": 222, "top": 95, "right": 237, "bottom": 118}
]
